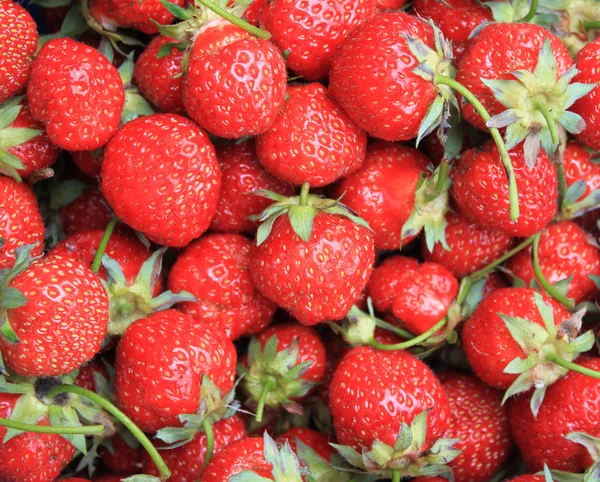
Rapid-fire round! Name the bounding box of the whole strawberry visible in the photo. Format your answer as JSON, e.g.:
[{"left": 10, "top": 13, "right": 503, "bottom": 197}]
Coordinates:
[
  {"left": 89, "top": 0, "right": 184, "bottom": 34},
  {"left": 168, "top": 233, "right": 277, "bottom": 340},
  {"left": 251, "top": 186, "right": 375, "bottom": 326},
  {"left": 572, "top": 38, "right": 600, "bottom": 151},
  {"left": 27, "top": 38, "right": 124, "bottom": 151},
  {"left": 256, "top": 82, "right": 367, "bottom": 187},
  {"left": 101, "top": 113, "right": 221, "bottom": 247},
  {"left": 0, "top": 1, "right": 38, "bottom": 104},
  {"left": 58, "top": 187, "right": 114, "bottom": 236},
  {"left": 260, "top": 0, "right": 374, "bottom": 80}
]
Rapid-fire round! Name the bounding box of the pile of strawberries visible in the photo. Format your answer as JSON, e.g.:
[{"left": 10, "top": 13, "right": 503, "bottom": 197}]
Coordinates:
[{"left": 1, "top": 0, "right": 600, "bottom": 480}]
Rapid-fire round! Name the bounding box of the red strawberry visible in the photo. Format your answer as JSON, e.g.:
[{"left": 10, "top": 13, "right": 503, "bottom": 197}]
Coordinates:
[
  {"left": 0, "top": 1, "right": 38, "bottom": 104},
  {"left": 331, "top": 141, "right": 430, "bottom": 250},
  {"left": 71, "top": 149, "right": 103, "bottom": 178},
  {"left": 375, "top": 0, "right": 406, "bottom": 9},
  {"left": 27, "top": 38, "right": 124, "bottom": 151},
  {"left": 481, "top": 271, "right": 509, "bottom": 299},
  {"left": 260, "top": 0, "right": 374, "bottom": 80},
  {"left": 58, "top": 187, "right": 114, "bottom": 236},
  {"left": 506, "top": 221, "right": 600, "bottom": 303},
  {"left": 167, "top": 233, "right": 277, "bottom": 340},
  {"left": 240, "top": 0, "right": 266, "bottom": 25},
  {"left": 114, "top": 309, "right": 236, "bottom": 432},
  {"left": 367, "top": 256, "right": 459, "bottom": 335},
  {"left": 277, "top": 427, "right": 335, "bottom": 462},
  {"left": 256, "top": 82, "right": 367, "bottom": 187},
  {"left": 209, "top": 140, "right": 295, "bottom": 234},
  {"left": 101, "top": 434, "right": 144, "bottom": 475},
  {"left": 200, "top": 437, "right": 273, "bottom": 481},
  {"left": 89, "top": 0, "right": 184, "bottom": 34},
  {"left": 0, "top": 175, "right": 44, "bottom": 269},
  {"left": 133, "top": 35, "right": 185, "bottom": 114},
  {"left": 94, "top": 476, "right": 129, "bottom": 482},
  {"left": 506, "top": 477, "right": 545, "bottom": 482},
  {"left": 0, "top": 253, "right": 110, "bottom": 377},
  {"left": 74, "top": 359, "right": 109, "bottom": 393},
  {"left": 564, "top": 140, "right": 600, "bottom": 197},
  {"left": 101, "top": 113, "right": 221, "bottom": 247},
  {"left": 572, "top": 38, "right": 600, "bottom": 151},
  {"left": 0, "top": 393, "right": 76, "bottom": 482},
  {"left": 452, "top": 140, "right": 558, "bottom": 237},
  {"left": 422, "top": 210, "right": 514, "bottom": 278}
]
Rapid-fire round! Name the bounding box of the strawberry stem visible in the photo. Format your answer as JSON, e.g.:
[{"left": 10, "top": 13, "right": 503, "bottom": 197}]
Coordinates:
[
  {"left": 201, "top": 419, "right": 214, "bottom": 470},
  {"left": 255, "top": 376, "right": 277, "bottom": 423},
  {"left": 370, "top": 318, "right": 447, "bottom": 351},
  {"left": 193, "top": 0, "right": 272, "bottom": 39},
  {"left": 91, "top": 217, "right": 119, "bottom": 274},
  {"left": 299, "top": 182, "right": 310, "bottom": 207},
  {"left": 531, "top": 232, "right": 576, "bottom": 309},
  {"left": 469, "top": 235, "right": 536, "bottom": 282},
  {"left": 373, "top": 317, "right": 415, "bottom": 340},
  {"left": 0, "top": 418, "right": 104, "bottom": 435},
  {"left": 582, "top": 21, "right": 600, "bottom": 31},
  {"left": 434, "top": 74, "right": 520, "bottom": 221},
  {"left": 392, "top": 469, "right": 401, "bottom": 482},
  {"left": 545, "top": 352, "right": 600, "bottom": 380},
  {"left": 518, "top": 0, "right": 539, "bottom": 22},
  {"left": 47, "top": 384, "right": 172, "bottom": 481}
]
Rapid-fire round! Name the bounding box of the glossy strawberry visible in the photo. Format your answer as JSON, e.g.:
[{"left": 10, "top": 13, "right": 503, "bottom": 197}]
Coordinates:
[
  {"left": 71, "top": 149, "right": 103, "bottom": 178},
  {"left": 375, "top": 0, "right": 406, "bottom": 8},
  {"left": 27, "top": 38, "right": 124, "bottom": 151},
  {"left": 256, "top": 82, "right": 367, "bottom": 187},
  {"left": 564, "top": 140, "right": 600, "bottom": 197},
  {"left": 101, "top": 114, "right": 221, "bottom": 247},
  {"left": 261, "top": 0, "right": 374, "bottom": 80},
  {"left": 58, "top": 187, "right": 114, "bottom": 236},
  {"left": 506, "top": 477, "right": 544, "bottom": 482},
  {"left": 89, "top": 0, "right": 185, "bottom": 34},
  {"left": 114, "top": 310, "right": 236, "bottom": 432},
  {"left": 200, "top": 437, "right": 273, "bottom": 481},
  {"left": 572, "top": 38, "right": 600, "bottom": 150}
]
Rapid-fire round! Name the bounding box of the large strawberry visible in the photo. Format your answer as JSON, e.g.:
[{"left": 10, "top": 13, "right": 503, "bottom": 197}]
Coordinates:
[
  {"left": 256, "top": 82, "right": 367, "bottom": 187},
  {"left": 260, "top": 0, "right": 374, "bottom": 80},
  {"left": 251, "top": 185, "right": 375, "bottom": 326},
  {"left": 572, "top": 38, "right": 600, "bottom": 151},
  {"left": 27, "top": 38, "right": 124, "bottom": 151},
  {"left": 101, "top": 113, "right": 221, "bottom": 247},
  {"left": 167, "top": 233, "right": 276, "bottom": 340}
]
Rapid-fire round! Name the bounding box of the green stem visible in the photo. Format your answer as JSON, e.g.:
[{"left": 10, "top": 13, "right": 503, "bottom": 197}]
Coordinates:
[
  {"left": 255, "top": 377, "right": 277, "bottom": 423},
  {"left": 201, "top": 419, "right": 214, "bottom": 470},
  {"left": 582, "top": 20, "right": 600, "bottom": 31},
  {"left": 435, "top": 159, "right": 449, "bottom": 193},
  {"left": 532, "top": 232, "right": 575, "bottom": 309},
  {"left": 518, "top": 0, "right": 539, "bottom": 22},
  {"left": 0, "top": 418, "right": 104, "bottom": 435},
  {"left": 370, "top": 318, "right": 447, "bottom": 351},
  {"left": 373, "top": 317, "right": 415, "bottom": 340},
  {"left": 91, "top": 217, "right": 118, "bottom": 274},
  {"left": 546, "top": 352, "right": 600, "bottom": 379},
  {"left": 470, "top": 235, "right": 536, "bottom": 282},
  {"left": 47, "top": 385, "right": 171, "bottom": 481},
  {"left": 299, "top": 182, "right": 310, "bottom": 207},
  {"left": 435, "top": 74, "right": 520, "bottom": 221},
  {"left": 535, "top": 100, "right": 566, "bottom": 202},
  {"left": 194, "top": 0, "right": 272, "bottom": 39},
  {"left": 391, "top": 469, "right": 401, "bottom": 482}
]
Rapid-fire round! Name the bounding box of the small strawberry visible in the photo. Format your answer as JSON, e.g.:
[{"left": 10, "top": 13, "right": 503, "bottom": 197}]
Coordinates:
[
  {"left": 58, "top": 187, "right": 114, "bottom": 236},
  {"left": 256, "top": 82, "right": 367, "bottom": 187},
  {"left": 563, "top": 140, "right": 600, "bottom": 218},
  {"left": 89, "top": 0, "right": 185, "bottom": 34},
  {"left": 101, "top": 113, "right": 221, "bottom": 247},
  {"left": 572, "top": 38, "right": 600, "bottom": 151},
  {"left": 72, "top": 149, "right": 103, "bottom": 178},
  {"left": 27, "top": 38, "right": 125, "bottom": 151},
  {"left": 209, "top": 140, "right": 295, "bottom": 234},
  {"left": 260, "top": 0, "right": 374, "bottom": 80},
  {"left": 0, "top": 1, "right": 38, "bottom": 105}
]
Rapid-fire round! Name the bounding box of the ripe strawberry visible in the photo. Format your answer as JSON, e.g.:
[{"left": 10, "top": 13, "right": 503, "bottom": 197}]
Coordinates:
[
  {"left": 168, "top": 233, "right": 277, "bottom": 340},
  {"left": 367, "top": 256, "right": 459, "bottom": 335},
  {"left": 71, "top": 149, "right": 103, "bottom": 178},
  {"left": 375, "top": 0, "right": 406, "bottom": 9},
  {"left": 0, "top": 393, "right": 76, "bottom": 482},
  {"left": 0, "top": 175, "right": 44, "bottom": 269},
  {"left": 74, "top": 358, "right": 109, "bottom": 393},
  {"left": 330, "top": 141, "right": 429, "bottom": 250},
  {"left": 572, "top": 38, "right": 600, "bottom": 151},
  {"left": 0, "top": 1, "right": 38, "bottom": 104},
  {"left": 27, "top": 38, "right": 124, "bottom": 151},
  {"left": 452, "top": 140, "right": 558, "bottom": 237},
  {"left": 0, "top": 252, "right": 110, "bottom": 377},
  {"left": 89, "top": 0, "right": 184, "bottom": 34},
  {"left": 505, "top": 477, "right": 544, "bottom": 482},
  {"left": 209, "top": 140, "right": 295, "bottom": 234},
  {"left": 200, "top": 437, "right": 273, "bottom": 481},
  {"left": 101, "top": 113, "right": 221, "bottom": 247},
  {"left": 58, "top": 187, "right": 114, "bottom": 236},
  {"left": 251, "top": 188, "right": 375, "bottom": 326},
  {"left": 506, "top": 221, "right": 600, "bottom": 303},
  {"left": 114, "top": 309, "right": 236, "bottom": 432},
  {"left": 564, "top": 140, "right": 600, "bottom": 198},
  {"left": 437, "top": 371, "right": 512, "bottom": 482},
  {"left": 256, "top": 82, "right": 367, "bottom": 187},
  {"left": 133, "top": 35, "right": 185, "bottom": 114},
  {"left": 277, "top": 427, "right": 335, "bottom": 462},
  {"left": 508, "top": 357, "right": 600, "bottom": 472},
  {"left": 422, "top": 210, "right": 514, "bottom": 278},
  {"left": 260, "top": 0, "right": 374, "bottom": 80}
]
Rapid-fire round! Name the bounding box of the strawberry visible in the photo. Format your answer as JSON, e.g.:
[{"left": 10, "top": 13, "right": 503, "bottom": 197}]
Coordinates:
[
  {"left": 506, "top": 221, "right": 600, "bottom": 303},
  {"left": 0, "top": 251, "right": 110, "bottom": 377},
  {"left": 437, "top": 371, "right": 512, "bottom": 482},
  {"left": 260, "top": 0, "right": 374, "bottom": 80},
  {"left": 0, "top": 393, "right": 76, "bottom": 482},
  {"left": 167, "top": 233, "right": 277, "bottom": 340},
  {"left": 508, "top": 357, "right": 600, "bottom": 472},
  {"left": 367, "top": 256, "right": 459, "bottom": 335},
  {"left": 114, "top": 309, "right": 236, "bottom": 432},
  {"left": 200, "top": 436, "right": 273, "bottom": 481},
  {"left": 27, "top": 38, "right": 124, "bottom": 151},
  {"left": 101, "top": 113, "right": 221, "bottom": 248},
  {"left": 422, "top": 210, "right": 514, "bottom": 278},
  {"left": 250, "top": 186, "right": 375, "bottom": 326},
  {"left": 506, "top": 477, "right": 545, "bottom": 482},
  {"left": 0, "top": 1, "right": 38, "bottom": 105},
  {"left": 0, "top": 175, "right": 44, "bottom": 269},
  {"left": 58, "top": 187, "right": 114, "bottom": 236},
  {"left": 94, "top": 476, "right": 129, "bottom": 482},
  {"left": 277, "top": 427, "right": 335, "bottom": 462},
  {"left": 100, "top": 433, "right": 144, "bottom": 475},
  {"left": 572, "top": 38, "right": 600, "bottom": 151},
  {"left": 71, "top": 149, "right": 103, "bottom": 178},
  {"left": 133, "top": 35, "right": 185, "bottom": 115},
  {"left": 256, "top": 82, "right": 367, "bottom": 187},
  {"left": 375, "top": 0, "right": 406, "bottom": 8},
  {"left": 89, "top": 0, "right": 185, "bottom": 34},
  {"left": 330, "top": 141, "right": 429, "bottom": 250},
  {"left": 452, "top": 140, "right": 558, "bottom": 237},
  {"left": 564, "top": 140, "right": 600, "bottom": 198},
  {"left": 209, "top": 140, "right": 295, "bottom": 234}
]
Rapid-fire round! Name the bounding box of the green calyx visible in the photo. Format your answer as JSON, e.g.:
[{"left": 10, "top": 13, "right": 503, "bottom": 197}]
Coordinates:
[
  {"left": 481, "top": 0, "right": 558, "bottom": 28},
  {"left": 332, "top": 410, "right": 461, "bottom": 479},
  {"left": 546, "top": 0, "right": 600, "bottom": 56},
  {"left": 561, "top": 179, "right": 600, "bottom": 220},
  {"left": 103, "top": 248, "right": 196, "bottom": 336},
  {"left": 483, "top": 38, "right": 597, "bottom": 167},
  {"left": 116, "top": 52, "right": 155, "bottom": 125},
  {"left": 551, "top": 432, "right": 600, "bottom": 481},
  {"left": 254, "top": 184, "right": 372, "bottom": 246},
  {"left": 500, "top": 292, "right": 594, "bottom": 416}
]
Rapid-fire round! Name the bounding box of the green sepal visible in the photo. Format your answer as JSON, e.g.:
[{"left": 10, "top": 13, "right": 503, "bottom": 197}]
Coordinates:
[
  {"left": 157, "top": 41, "right": 188, "bottom": 59},
  {"left": 118, "top": 53, "right": 135, "bottom": 86},
  {"left": 3, "top": 392, "right": 48, "bottom": 443},
  {"left": 30, "top": 0, "right": 71, "bottom": 7},
  {"left": 550, "top": 432, "right": 600, "bottom": 481},
  {"left": 331, "top": 305, "right": 376, "bottom": 347},
  {"left": 75, "top": 437, "right": 102, "bottom": 476},
  {"left": 0, "top": 128, "right": 41, "bottom": 150},
  {"left": 289, "top": 206, "right": 317, "bottom": 243},
  {"left": 49, "top": 404, "right": 87, "bottom": 454},
  {"left": 160, "top": 0, "right": 195, "bottom": 20},
  {"left": 561, "top": 180, "right": 600, "bottom": 219},
  {"left": 123, "top": 476, "right": 164, "bottom": 482},
  {"left": 0, "top": 103, "right": 22, "bottom": 130},
  {"left": 60, "top": 4, "right": 89, "bottom": 38},
  {"left": 296, "top": 439, "right": 365, "bottom": 482},
  {"left": 0, "top": 150, "right": 24, "bottom": 182},
  {"left": 122, "top": 90, "right": 155, "bottom": 124}
]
